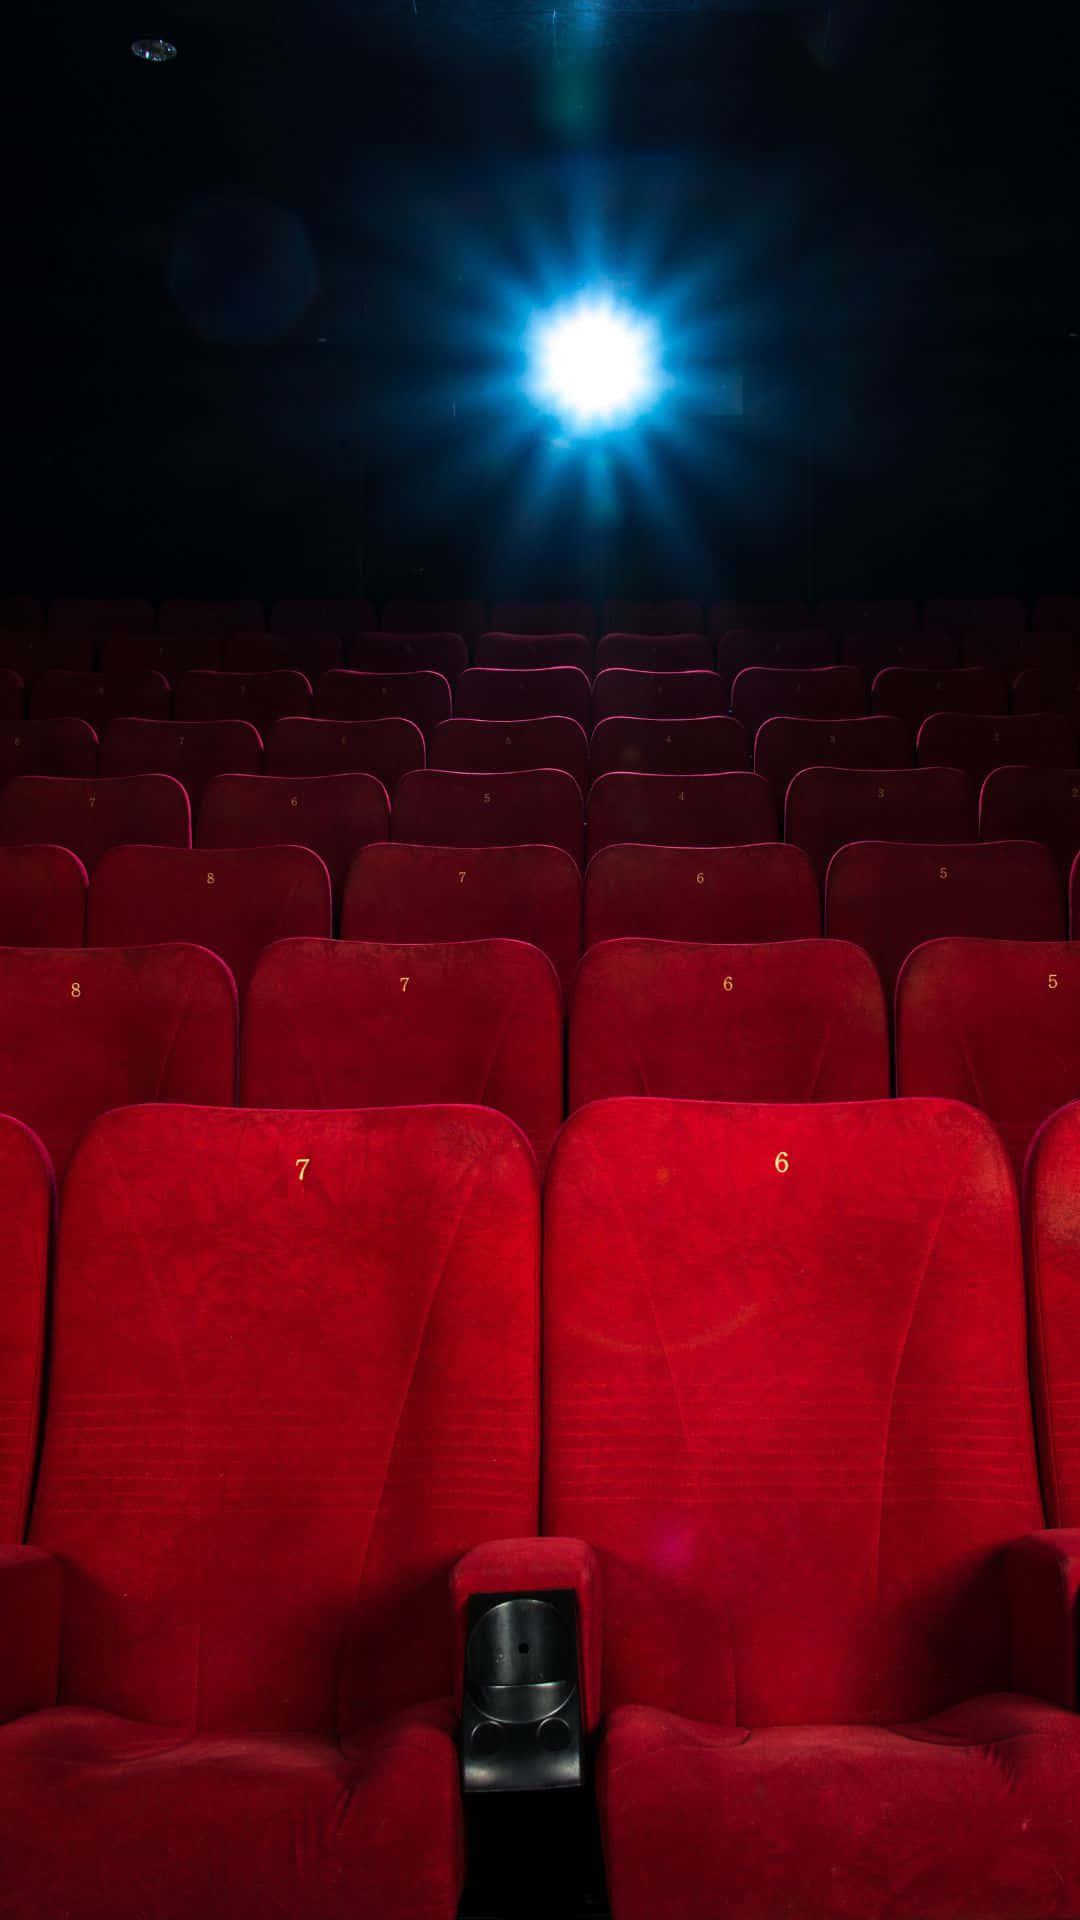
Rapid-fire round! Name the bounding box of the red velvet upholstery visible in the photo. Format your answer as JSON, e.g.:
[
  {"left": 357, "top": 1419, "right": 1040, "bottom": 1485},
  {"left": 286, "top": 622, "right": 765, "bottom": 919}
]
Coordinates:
[
  {"left": 0, "top": 720, "right": 98, "bottom": 783},
  {"left": 30, "top": 670, "right": 170, "bottom": 727},
  {"left": 0, "top": 598, "right": 44, "bottom": 629},
  {"left": 825, "top": 839, "right": 1064, "bottom": 996},
  {"left": 1012, "top": 668, "right": 1080, "bottom": 733},
  {"left": 0, "top": 631, "right": 93, "bottom": 682},
  {"left": 225, "top": 630, "right": 343, "bottom": 681},
  {"left": 787, "top": 765, "right": 975, "bottom": 885},
  {"left": 242, "top": 936, "right": 563, "bottom": 1166},
  {"left": 917, "top": 711, "right": 1076, "bottom": 786},
  {"left": 0, "top": 1102, "right": 538, "bottom": 1918},
  {"left": 87, "top": 844, "right": 332, "bottom": 994},
  {"left": 49, "top": 597, "right": 155, "bottom": 634},
  {"left": 490, "top": 600, "right": 596, "bottom": 641},
  {"left": 0, "top": 1547, "right": 62, "bottom": 1719},
  {"left": 569, "top": 938, "right": 887, "bottom": 1107},
  {"left": 872, "top": 665, "right": 1006, "bottom": 733},
  {"left": 586, "top": 772, "right": 777, "bottom": 860},
  {"left": 708, "top": 599, "right": 808, "bottom": 633},
  {"left": 393, "top": 769, "right": 585, "bottom": 865},
  {"left": 1034, "top": 597, "right": 1080, "bottom": 633},
  {"left": 269, "top": 597, "right": 374, "bottom": 633},
  {"left": 584, "top": 842, "right": 820, "bottom": 945},
  {"left": 962, "top": 630, "right": 1073, "bottom": 681},
  {"left": 451, "top": 1539, "right": 602, "bottom": 1729},
  {"left": 100, "top": 632, "right": 222, "bottom": 680},
  {"left": 595, "top": 633, "right": 712, "bottom": 674},
  {"left": 197, "top": 772, "right": 389, "bottom": 902},
  {"left": 842, "top": 628, "right": 957, "bottom": 681},
  {"left": 0, "top": 670, "right": 24, "bottom": 726},
  {"left": 602, "top": 601, "right": 703, "bottom": 635},
  {"left": 714, "top": 630, "right": 836, "bottom": 701},
  {"left": 592, "top": 668, "right": 728, "bottom": 722},
  {"left": 381, "top": 598, "right": 485, "bottom": 642},
  {"left": 0, "top": 774, "right": 190, "bottom": 873},
  {"left": 99, "top": 718, "right": 263, "bottom": 812},
  {"left": 543, "top": 1096, "right": 1074, "bottom": 1920},
  {"left": 817, "top": 598, "right": 920, "bottom": 635},
  {"left": 265, "top": 717, "right": 424, "bottom": 790},
  {"left": 1025, "top": 1104, "right": 1080, "bottom": 1525},
  {"left": 731, "top": 665, "right": 867, "bottom": 737},
  {"left": 754, "top": 713, "right": 911, "bottom": 809},
  {"left": 348, "top": 632, "right": 469, "bottom": 679},
  {"left": 174, "top": 670, "right": 313, "bottom": 730},
  {"left": 0, "top": 845, "right": 87, "bottom": 945},
  {"left": 980, "top": 766, "right": 1080, "bottom": 884},
  {"left": 475, "top": 631, "right": 593, "bottom": 672},
  {"left": 454, "top": 667, "right": 591, "bottom": 729},
  {"left": 315, "top": 668, "right": 452, "bottom": 737},
  {"left": 0, "top": 1122, "right": 51, "bottom": 1539},
  {"left": 1007, "top": 1530, "right": 1080, "bottom": 1707},
  {"left": 924, "top": 595, "right": 1028, "bottom": 634},
  {"left": 429, "top": 717, "right": 588, "bottom": 790},
  {"left": 158, "top": 599, "right": 265, "bottom": 636},
  {"left": 589, "top": 716, "right": 749, "bottom": 780},
  {"left": 896, "top": 938, "right": 1080, "bottom": 1178},
  {"left": 0, "top": 943, "right": 237, "bottom": 1178},
  {"left": 342, "top": 842, "right": 582, "bottom": 988}
]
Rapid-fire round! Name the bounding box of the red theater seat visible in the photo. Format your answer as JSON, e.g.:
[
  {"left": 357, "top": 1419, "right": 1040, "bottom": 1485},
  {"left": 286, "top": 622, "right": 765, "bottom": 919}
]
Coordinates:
[
  {"left": 0, "top": 631, "right": 93, "bottom": 682},
  {"left": 924, "top": 594, "right": 1028, "bottom": 634},
  {"left": 753, "top": 713, "right": 911, "bottom": 809},
  {"left": 961, "top": 630, "right": 1073, "bottom": 681},
  {"left": 602, "top": 600, "right": 703, "bottom": 635},
  {"left": 591, "top": 669, "right": 728, "bottom": 723},
  {"left": 99, "top": 718, "right": 263, "bottom": 812},
  {"left": 816, "top": 597, "right": 919, "bottom": 635},
  {"left": 825, "top": 839, "right": 1064, "bottom": 996},
  {"left": 175, "top": 670, "right": 312, "bottom": 731},
  {"left": 0, "top": 775, "right": 190, "bottom": 874},
  {"left": 787, "top": 766, "right": 975, "bottom": 885},
  {"left": 343, "top": 842, "right": 581, "bottom": 988},
  {"left": 587, "top": 771, "right": 777, "bottom": 860},
  {"left": 316, "top": 668, "right": 452, "bottom": 738},
  {"left": 381, "top": 598, "right": 485, "bottom": 642},
  {"left": 0, "top": 944, "right": 236, "bottom": 1180},
  {"left": 1034, "top": 596, "right": 1080, "bottom": 634},
  {"left": 265, "top": 717, "right": 423, "bottom": 790},
  {"left": 394, "top": 769, "right": 585, "bottom": 866},
  {"left": 198, "top": 772, "right": 388, "bottom": 902},
  {"left": 917, "top": 711, "right": 1076, "bottom": 787},
  {"left": 584, "top": 843, "right": 819, "bottom": 946},
  {"left": 100, "top": 632, "right": 222, "bottom": 680},
  {"left": 88, "top": 844, "right": 332, "bottom": 993},
  {"left": 896, "top": 938, "right": 1080, "bottom": 1178},
  {"left": 475, "top": 632, "right": 592, "bottom": 673},
  {"left": 158, "top": 599, "right": 264, "bottom": 636},
  {"left": 0, "top": 721, "right": 98, "bottom": 784},
  {"left": 0, "top": 845, "right": 87, "bottom": 946},
  {"left": 454, "top": 667, "right": 591, "bottom": 730},
  {"left": 842, "top": 629, "right": 957, "bottom": 682},
  {"left": 1024, "top": 1100, "right": 1080, "bottom": 1524},
  {"left": 0, "top": 598, "right": 43, "bottom": 629},
  {"left": 0, "top": 1101, "right": 537, "bottom": 1919},
  {"left": 872, "top": 664, "right": 1006, "bottom": 734},
  {"left": 731, "top": 665, "right": 867, "bottom": 737},
  {"left": 589, "top": 716, "right": 749, "bottom": 781},
  {"left": 269, "top": 597, "right": 374, "bottom": 633},
  {"left": 30, "top": 670, "right": 170, "bottom": 728},
  {"left": 980, "top": 766, "right": 1080, "bottom": 885},
  {"left": 569, "top": 938, "right": 887, "bottom": 1107},
  {"left": 714, "top": 630, "right": 836, "bottom": 702},
  {"left": 225, "top": 631, "right": 343, "bottom": 682},
  {"left": 348, "top": 632, "right": 468, "bottom": 679},
  {"left": 0, "top": 1116, "right": 50, "bottom": 1539},
  {"left": 594, "top": 633, "right": 712, "bottom": 674},
  {"left": 708, "top": 598, "right": 808, "bottom": 633},
  {"left": 1012, "top": 668, "right": 1080, "bottom": 733},
  {"left": 429, "top": 717, "right": 588, "bottom": 790},
  {"left": 49, "top": 597, "right": 154, "bottom": 634},
  {"left": 0, "top": 672, "right": 23, "bottom": 727},
  {"left": 543, "top": 1097, "right": 1077, "bottom": 1920},
  {"left": 491, "top": 599, "right": 596, "bottom": 640},
  {"left": 243, "top": 936, "right": 562, "bottom": 1166}
]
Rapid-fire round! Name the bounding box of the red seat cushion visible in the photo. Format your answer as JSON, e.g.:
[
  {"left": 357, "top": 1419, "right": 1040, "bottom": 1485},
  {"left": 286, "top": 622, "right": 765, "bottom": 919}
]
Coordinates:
[
  {"left": 592, "top": 669, "right": 728, "bottom": 723},
  {"left": 586, "top": 772, "right": 776, "bottom": 860},
  {"left": 595, "top": 633, "right": 712, "bottom": 674},
  {"left": 0, "top": 1117, "right": 51, "bottom": 1538},
  {"left": 428, "top": 717, "right": 588, "bottom": 790},
  {"left": 264, "top": 717, "right": 424, "bottom": 790},
  {"left": 315, "top": 669, "right": 452, "bottom": 738},
  {"left": 454, "top": 668, "right": 592, "bottom": 730},
  {"left": 393, "top": 769, "right": 585, "bottom": 866},
  {"left": 584, "top": 843, "right": 819, "bottom": 945},
  {"left": 589, "top": 716, "right": 749, "bottom": 781}
]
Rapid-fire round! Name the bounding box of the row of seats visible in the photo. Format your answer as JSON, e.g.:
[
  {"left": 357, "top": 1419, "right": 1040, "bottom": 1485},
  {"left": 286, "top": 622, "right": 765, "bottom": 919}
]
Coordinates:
[
  {"left": 4, "top": 1093, "right": 1080, "bottom": 1914},
  {"left": 3, "top": 930, "right": 1079, "bottom": 1184}
]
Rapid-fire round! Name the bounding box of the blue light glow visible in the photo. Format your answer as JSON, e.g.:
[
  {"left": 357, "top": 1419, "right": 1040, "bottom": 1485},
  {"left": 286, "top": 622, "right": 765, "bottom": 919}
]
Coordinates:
[{"left": 526, "top": 295, "right": 660, "bottom": 433}]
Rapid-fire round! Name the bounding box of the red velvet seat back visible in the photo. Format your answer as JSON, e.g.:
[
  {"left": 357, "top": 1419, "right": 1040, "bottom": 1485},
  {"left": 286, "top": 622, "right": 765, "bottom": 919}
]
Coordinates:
[
  {"left": 0, "top": 671, "right": 24, "bottom": 726},
  {"left": 265, "top": 717, "right": 424, "bottom": 791},
  {"left": 315, "top": 668, "right": 452, "bottom": 738},
  {"left": 872, "top": 666, "right": 1006, "bottom": 734},
  {"left": 49, "top": 597, "right": 154, "bottom": 635},
  {"left": 589, "top": 716, "right": 749, "bottom": 781},
  {"left": 0, "top": 944, "right": 236, "bottom": 1178},
  {"left": 242, "top": 937, "right": 563, "bottom": 1167},
  {"left": 0, "top": 774, "right": 190, "bottom": 874},
  {"left": 731, "top": 665, "right": 867, "bottom": 738},
  {"left": 31, "top": 1103, "right": 539, "bottom": 1731},
  {"left": 0, "top": 631, "right": 93, "bottom": 682},
  {"left": 0, "top": 845, "right": 87, "bottom": 946},
  {"left": 916, "top": 712, "right": 1076, "bottom": 787},
  {"left": 429, "top": 717, "right": 588, "bottom": 791},
  {"left": 708, "top": 599, "right": 808, "bottom": 633},
  {"left": 592, "top": 669, "right": 728, "bottom": 724},
  {"left": 585, "top": 842, "right": 819, "bottom": 945},
  {"left": 175, "top": 670, "right": 312, "bottom": 731},
  {"left": 270, "top": 598, "right": 374, "bottom": 634},
  {"left": 197, "top": 772, "right": 389, "bottom": 902},
  {"left": 842, "top": 628, "right": 957, "bottom": 681},
  {"left": 455, "top": 667, "right": 591, "bottom": 730},
  {"left": 1012, "top": 668, "right": 1080, "bottom": 734},
  {"left": 343, "top": 842, "right": 582, "bottom": 989},
  {"left": 381, "top": 599, "right": 485, "bottom": 643},
  {"left": 87, "top": 844, "right": 332, "bottom": 995},
  {"left": 569, "top": 939, "right": 887, "bottom": 1108},
  {"left": 714, "top": 630, "right": 836, "bottom": 701},
  {"left": 0, "top": 1116, "right": 51, "bottom": 1539},
  {"left": 602, "top": 601, "right": 703, "bottom": 635},
  {"left": 586, "top": 772, "right": 776, "bottom": 861},
  {"left": 225, "top": 630, "right": 343, "bottom": 682},
  {"left": 825, "top": 840, "right": 1064, "bottom": 996},
  {"left": 543, "top": 1097, "right": 1043, "bottom": 1725},
  {"left": 159, "top": 599, "right": 265, "bottom": 636},
  {"left": 475, "top": 632, "right": 592, "bottom": 673},
  {"left": 348, "top": 632, "right": 468, "bottom": 680},
  {"left": 817, "top": 598, "right": 919, "bottom": 636},
  {"left": 100, "top": 632, "right": 222, "bottom": 680},
  {"left": 897, "top": 938, "right": 1080, "bottom": 1178},
  {"left": 0, "top": 720, "right": 98, "bottom": 784},
  {"left": 753, "top": 714, "right": 911, "bottom": 810},
  {"left": 924, "top": 596, "right": 1027, "bottom": 635},
  {"left": 980, "top": 766, "right": 1080, "bottom": 885},
  {"left": 491, "top": 600, "right": 596, "bottom": 641},
  {"left": 1024, "top": 1101, "right": 1080, "bottom": 1524},
  {"left": 99, "top": 718, "right": 263, "bottom": 812},
  {"left": 787, "top": 765, "right": 975, "bottom": 886},
  {"left": 961, "top": 630, "right": 1072, "bottom": 681},
  {"left": 595, "top": 634, "right": 712, "bottom": 674},
  {"left": 30, "top": 670, "right": 170, "bottom": 728},
  {"left": 393, "top": 769, "right": 585, "bottom": 866}
]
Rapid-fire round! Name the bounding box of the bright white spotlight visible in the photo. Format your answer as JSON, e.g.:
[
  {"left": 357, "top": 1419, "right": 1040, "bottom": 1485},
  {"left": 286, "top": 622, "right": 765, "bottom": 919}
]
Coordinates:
[{"left": 527, "top": 296, "right": 659, "bottom": 432}]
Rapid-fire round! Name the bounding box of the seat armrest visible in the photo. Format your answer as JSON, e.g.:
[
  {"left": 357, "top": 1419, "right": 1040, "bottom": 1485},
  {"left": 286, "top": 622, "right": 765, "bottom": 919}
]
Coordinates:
[
  {"left": 452, "top": 1538, "right": 602, "bottom": 1733},
  {"left": 1007, "top": 1529, "right": 1080, "bottom": 1709},
  {"left": 0, "top": 1547, "right": 62, "bottom": 1723}
]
